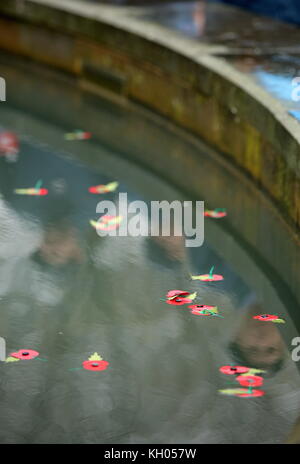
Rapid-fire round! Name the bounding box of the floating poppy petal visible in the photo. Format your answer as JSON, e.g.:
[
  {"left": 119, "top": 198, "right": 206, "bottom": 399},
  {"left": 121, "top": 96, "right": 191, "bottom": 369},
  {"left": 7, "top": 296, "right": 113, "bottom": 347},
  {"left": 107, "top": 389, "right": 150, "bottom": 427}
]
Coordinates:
[
  {"left": 190, "top": 309, "right": 211, "bottom": 316},
  {"left": 89, "top": 181, "right": 119, "bottom": 194},
  {"left": 167, "top": 290, "right": 190, "bottom": 300},
  {"left": 64, "top": 130, "right": 91, "bottom": 141},
  {"left": 219, "top": 388, "right": 265, "bottom": 398},
  {"left": 191, "top": 274, "right": 224, "bottom": 282},
  {"left": 90, "top": 216, "right": 123, "bottom": 231},
  {"left": 82, "top": 360, "right": 109, "bottom": 371},
  {"left": 189, "top": 304, "right": 217, "bottom": 312},
  {"left": 14, "top": 188, "right": 48, "bottom": 196},
  {"left": 14, "top": 181, "right": 48, "bottom": 196},
  {"left": 219, "top": 365, "right": 249, "bottom": 375},
  {"left": 189, "top": 304, "right": 218, "bottom": 316},
  {"left": 166, "top": 290, "right": 196, "bottom": 305},
  {"left": 101, "top": 215, "right": 122, "bottom": 225},
  {"left": 236, "top": 375, "right": 264, "bottom": 387},
  {"left": 191, "top": 266, "right": 224, "bottom": 282},
  {"left": 204, "top": 209, "right": 227, "bottom": 218},
  {"left": 10, "top": 349, "right": 39, "bottom": 360},
  {"left": 236, "top": 389, "right": 265, "bottom": 398},
  {"left": 253, "top": 314, "right": 280, "bottom": 321}
]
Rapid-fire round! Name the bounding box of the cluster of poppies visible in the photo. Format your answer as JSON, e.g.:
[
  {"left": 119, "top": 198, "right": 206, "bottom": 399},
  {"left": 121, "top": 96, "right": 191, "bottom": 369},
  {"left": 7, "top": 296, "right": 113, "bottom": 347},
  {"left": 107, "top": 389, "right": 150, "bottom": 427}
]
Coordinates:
[
  {"left": 165, "top": 290, "right": 222, "bottom": 317},
  {"left": 13, "top": 175, "right": 122, "bottom": 230},
  {"left": 219, "top": 365, "right": 265, "bottom": 398},
  {"left": 165, "top": 265, "right": 226, "bottom": 317}
]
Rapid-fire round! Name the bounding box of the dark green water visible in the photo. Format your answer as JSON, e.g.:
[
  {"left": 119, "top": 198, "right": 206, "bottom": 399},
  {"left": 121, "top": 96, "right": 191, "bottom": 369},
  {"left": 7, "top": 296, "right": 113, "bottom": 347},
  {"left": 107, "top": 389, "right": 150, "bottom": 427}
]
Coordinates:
[{"left": 0, "top": 56, "right": 299, "bottom": 444}]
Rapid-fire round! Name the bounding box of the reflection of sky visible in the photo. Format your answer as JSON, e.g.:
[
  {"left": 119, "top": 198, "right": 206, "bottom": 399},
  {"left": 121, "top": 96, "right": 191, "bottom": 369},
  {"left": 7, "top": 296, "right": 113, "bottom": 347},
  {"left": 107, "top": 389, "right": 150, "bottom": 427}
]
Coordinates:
[
  {"left": 253, "top": 70, "right": 295, "bottom": 102},
  {"left": 151, "top": 4, "right": 199, "bottom": 36},
  {"left": 289, "top": 110, "right": 300, "bottom": 122},
  {"left": 251, "top": 70, "right": 300, "bottom": 121}
]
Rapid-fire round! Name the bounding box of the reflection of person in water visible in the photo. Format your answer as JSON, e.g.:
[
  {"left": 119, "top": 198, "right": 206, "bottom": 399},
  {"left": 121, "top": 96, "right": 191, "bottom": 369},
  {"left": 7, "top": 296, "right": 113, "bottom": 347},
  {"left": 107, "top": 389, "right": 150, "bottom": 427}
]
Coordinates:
[
  {"left": 37, "top": 221, "right": 84, "bottom": 266},
  {"left": 229, "top": 301, "right": 285, "bottom": 373},
  {"left": 193, "top": 0, "right": 206, "bottom": 35},
  {"left": 31, "top": 184, "right": 85, "bottom": 268},
  {"left": 0, "top": 139, "right": 114, "bottom": 304},
  {"left": 286, "top": 415, "right": 300, "bottom": 444}
]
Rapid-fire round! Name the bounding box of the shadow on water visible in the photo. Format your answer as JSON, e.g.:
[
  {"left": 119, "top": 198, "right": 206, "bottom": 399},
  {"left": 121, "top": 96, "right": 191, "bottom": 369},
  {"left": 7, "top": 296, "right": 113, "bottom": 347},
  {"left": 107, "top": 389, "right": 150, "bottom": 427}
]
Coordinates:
[{"left": 0, "top": 55, "right": 299, "bottom": 443}]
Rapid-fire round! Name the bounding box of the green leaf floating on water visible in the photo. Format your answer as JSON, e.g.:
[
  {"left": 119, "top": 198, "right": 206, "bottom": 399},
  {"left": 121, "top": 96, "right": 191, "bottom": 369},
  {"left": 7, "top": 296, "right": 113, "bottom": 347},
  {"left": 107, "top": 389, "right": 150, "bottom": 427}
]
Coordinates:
[
  {"left": 272, "top": 318, "right": 285, "bottom": 324},
  {"left": 5, "top": 357, "right": 20, "bottom": 363},
  {"left": 188, "top": 292, "right": 197, "bottom": 301}
]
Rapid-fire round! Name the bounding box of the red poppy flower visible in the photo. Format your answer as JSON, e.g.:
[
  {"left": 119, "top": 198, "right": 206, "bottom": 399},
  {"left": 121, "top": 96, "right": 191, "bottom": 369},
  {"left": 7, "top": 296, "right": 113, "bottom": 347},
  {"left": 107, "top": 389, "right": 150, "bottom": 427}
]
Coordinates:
[
  {"left": 167, "top": 290, "right": 189, "bottom": 299},
  {"left": 10, "top": 349, "right": 39, "bottom": 360},
  {"left": 253, "top": 314, "right": 279, "bottom": 321},
  {"left": 219, "top": 365, "right": 249, "bottom": 375},
  {"left": 236, "top": 375, "right": 264, "bottom": 387},
  {"left": 189, "top": 304, "right": 217, "bottom": 315},
  {"left": 89, "top": 186, "right": 103, "bottom": 194},
  {"left": 236, "top": 389, "right": 265, "bottom": 398},
  {"left": 82, "top": 360, "right": 109, "bottom": 371},
  {"left": 89, "top": 181, "right": 118, "bottom": 195},
  {"left": 204, "top": 210, "right": 227, "bottom": 218},
  {"left": 96, "top": 215, "right": 123, "bottom": 231},
  {"left": 82, "top": 132, "right": 91, "bottom": 140},
  {"left": 166, "top": 290, "right": 191, "bottom": 305},
  {"left": 198, "top": 274, "right": 224, "bottom": 282}
]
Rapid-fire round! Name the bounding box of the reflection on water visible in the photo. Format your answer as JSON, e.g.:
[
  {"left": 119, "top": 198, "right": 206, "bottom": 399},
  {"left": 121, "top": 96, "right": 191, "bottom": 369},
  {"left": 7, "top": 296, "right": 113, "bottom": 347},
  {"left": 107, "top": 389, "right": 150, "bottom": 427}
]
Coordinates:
[
  {"left": 229, "top": 302, "right": 286, "bottom": 372},
  {"left": 226, "top": 54, "right": 300, "bottom": 114},
  {"left": 136, "top": 1, "right": 300, "bottom": 117},
  {"left": 0, "top": 58, "right": 299, "bottom": 444}
]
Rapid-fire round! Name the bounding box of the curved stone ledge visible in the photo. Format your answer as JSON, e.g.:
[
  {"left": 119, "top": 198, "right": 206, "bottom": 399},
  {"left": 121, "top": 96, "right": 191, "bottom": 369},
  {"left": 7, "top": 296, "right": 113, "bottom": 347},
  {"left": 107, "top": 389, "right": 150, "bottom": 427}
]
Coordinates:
[{"left": 0, "top": 0, "right": 299, "bottom": 235}]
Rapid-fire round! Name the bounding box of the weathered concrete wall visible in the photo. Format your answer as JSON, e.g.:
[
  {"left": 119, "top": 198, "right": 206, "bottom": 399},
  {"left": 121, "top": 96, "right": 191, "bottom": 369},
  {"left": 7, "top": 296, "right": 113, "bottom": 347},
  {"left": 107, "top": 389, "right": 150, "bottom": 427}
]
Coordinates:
[{"left": 0, "top": 0, "right": 299, "bottom": 235}]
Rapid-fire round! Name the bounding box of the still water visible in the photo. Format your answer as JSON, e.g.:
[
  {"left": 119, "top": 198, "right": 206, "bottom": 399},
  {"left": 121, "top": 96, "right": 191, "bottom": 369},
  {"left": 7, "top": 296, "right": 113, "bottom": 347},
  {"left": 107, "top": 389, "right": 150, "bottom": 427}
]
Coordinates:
[{"left": 0, "top": 56, "right": 299, "bottom": 444}]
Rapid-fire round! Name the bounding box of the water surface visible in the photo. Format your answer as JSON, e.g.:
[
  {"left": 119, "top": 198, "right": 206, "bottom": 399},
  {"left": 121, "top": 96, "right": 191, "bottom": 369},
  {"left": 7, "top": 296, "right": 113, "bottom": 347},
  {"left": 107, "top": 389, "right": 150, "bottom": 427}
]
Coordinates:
[{"left": 0, "top": 56, "right": 299, "bottom": 444}]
